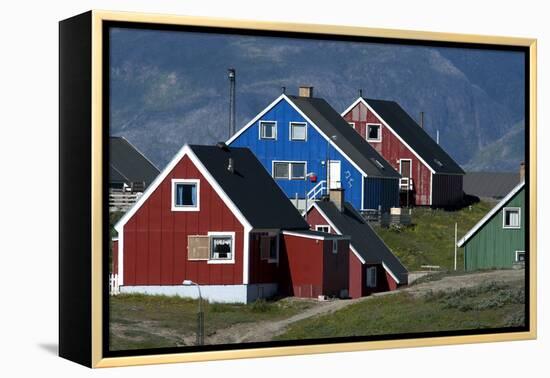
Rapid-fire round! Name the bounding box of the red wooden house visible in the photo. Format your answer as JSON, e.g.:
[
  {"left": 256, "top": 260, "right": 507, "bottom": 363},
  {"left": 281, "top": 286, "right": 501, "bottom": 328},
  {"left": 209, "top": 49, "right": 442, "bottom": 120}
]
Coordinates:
[
  {"left": 342, "top": 97, "right": 464, "bottom": 207},
  {"left": 113, "top": 143, "right": 349, "bottom": 303},
  {"left": 306, "top": 189, "right": 408, "bottom": 298}
]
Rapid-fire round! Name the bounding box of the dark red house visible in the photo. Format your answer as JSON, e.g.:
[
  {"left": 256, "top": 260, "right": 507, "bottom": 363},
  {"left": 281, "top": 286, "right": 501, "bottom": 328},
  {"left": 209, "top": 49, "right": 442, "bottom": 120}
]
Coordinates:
[
  {"left": 306, "top": 189, "right": 408, "bottom": 298},
  {"left": 113, "top": 143, "right": 349, "bottom": 303},
  {"left": 342, "top": 97, "right": 464, "bottom": 207}
]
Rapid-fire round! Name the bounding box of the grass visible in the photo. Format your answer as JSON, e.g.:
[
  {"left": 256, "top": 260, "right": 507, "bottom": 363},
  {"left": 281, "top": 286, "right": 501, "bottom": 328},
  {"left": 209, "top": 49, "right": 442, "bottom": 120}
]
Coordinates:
[
  {"left": 374, "top": 201, "right": 494, "bottom": 271},
  {"left": 109, "top": 294, "right": 314, "bottom": 351},
  {"left": 276, "top": 280, "right": 525, "bottom": 341}
]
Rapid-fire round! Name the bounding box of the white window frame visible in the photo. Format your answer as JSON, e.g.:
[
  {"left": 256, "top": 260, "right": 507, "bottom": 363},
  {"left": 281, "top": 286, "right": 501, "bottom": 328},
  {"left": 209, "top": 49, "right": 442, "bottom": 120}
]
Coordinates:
[
  {"left": 259, "top": 120, "right": 277, "bottom": 140},
  {"left": 332, "top": 239, "right": 338, "bottom": 254},
  {"left": 272, "top": 161, "right": 307, "bottom": 180},
  {"left": 366, "top": 266, "right": 377, "bottom": 288},
  {"left": 366, "top": 123, "right": 382, "bottom": 142},
  {"left": 315, "top": 225, "right": 331, "bottom": 233},
  {"left": 289, "top": 121, "right": 308, "bottom": 141},
  {"left": 171, "top": 179, "right": 200, "bottom": 212},
  {"left": 348, "top": 122, "right": 355, "bottom": 129},
  {"left": 207, "top": 231, "right": 236, "bottom": 264},
  {"left": 515, "top": 250, "right": 526, "bottom": 263},
  {"left": 503, "top": 207, "right": 521, "bottom": 229}
]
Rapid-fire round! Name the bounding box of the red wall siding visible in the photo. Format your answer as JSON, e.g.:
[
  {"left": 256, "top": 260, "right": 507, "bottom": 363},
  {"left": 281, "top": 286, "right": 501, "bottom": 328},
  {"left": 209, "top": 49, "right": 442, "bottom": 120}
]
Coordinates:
[
  {"left": 364, "top": 264, "right": 399, "bottom": 295},
  {"left": 279, "top": 234, "right": 324, "bottom": 297},
  {"left": 322, "top": 239, "right": 349, "bottom": 297},
  {"left": 247, "top": 232, "right": 280, "bottom": 284},
  {"left": 122, "top": 155, "right": 245, "bottom": 286},
  {"left": 348, "top": 253, "right": 364, "bottom": 298},
  {"left": 112, "top": 240, "right": 118, "bottom": 274},
  {"left": 343, "top": 102, "right": 433, "bottom": 206}
]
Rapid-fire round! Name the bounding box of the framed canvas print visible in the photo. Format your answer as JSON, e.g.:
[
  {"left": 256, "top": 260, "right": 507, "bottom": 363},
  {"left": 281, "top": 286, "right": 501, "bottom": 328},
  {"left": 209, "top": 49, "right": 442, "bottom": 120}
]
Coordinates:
[{"left": 59, "top": 10, "right": 537, "bottom": 368}]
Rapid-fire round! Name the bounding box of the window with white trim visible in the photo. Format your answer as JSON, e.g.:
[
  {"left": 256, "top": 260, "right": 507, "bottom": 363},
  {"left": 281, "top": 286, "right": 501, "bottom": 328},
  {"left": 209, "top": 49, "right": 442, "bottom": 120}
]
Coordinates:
[
  {"left": 348, "top": 122, "right": 355, "bottom": 129},
  {"left": 366, "top": 124, "right": 381, "bottom": 142},
  {"left": 260, "top": 121, "right": 277, "bottom": 140},
  {"left": 366, "top": 266, "right": 377, "bottom": 288},
  {"left": 515, "top": 251, "right": 526, "bottom": 263},
  {"left": 273, "top": 161, "right": 306, "bottom": 180},
  {"left": 332, "top": 240, "right": 338, "bottom": 254},
  {"left": 172, "top": 179, "right": 199, "bottom": 211},
  {"left": 290, "top": 122, "right": 307, "bottom": 141},
  {"left": 503, "top": 207, "right": 521, "bottom": 229},
  {"left": 315, "top": 225, "right": 331, "bottom": 233},
  {"left": 210, "top": 234, "right": 233, "bottom": 261}
]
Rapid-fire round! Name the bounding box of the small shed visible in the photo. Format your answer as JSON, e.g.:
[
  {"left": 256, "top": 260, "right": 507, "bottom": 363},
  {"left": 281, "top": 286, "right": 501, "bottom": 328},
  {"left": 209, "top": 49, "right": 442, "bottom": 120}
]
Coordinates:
[{"left": 457, "top": 181, "right": 526, "bottom": 270}]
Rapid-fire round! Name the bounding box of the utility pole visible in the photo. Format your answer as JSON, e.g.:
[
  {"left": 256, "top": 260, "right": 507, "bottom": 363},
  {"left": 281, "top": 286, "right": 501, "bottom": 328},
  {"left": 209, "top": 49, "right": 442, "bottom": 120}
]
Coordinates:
[
  {"left": 454, "top": 222, "right": 458, "bottom": 271},
  {"left": 228, "top": 68, "right": 236, "bottom": 139}
]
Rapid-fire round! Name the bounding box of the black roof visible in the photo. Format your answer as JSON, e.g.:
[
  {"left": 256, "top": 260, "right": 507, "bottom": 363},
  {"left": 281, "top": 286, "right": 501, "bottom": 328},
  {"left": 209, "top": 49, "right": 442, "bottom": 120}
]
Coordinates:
[
  {"left": 287, "top": 96, "right": 400, "bottom": 179},
  {"left": 365, "top": 98, "right": 465, "bottom": 175},
  {"left": 109, "top": 136, "right": 160, "bottom": 186},
  {"left": 189, "top": 145, "right": 309, "bottom": 230},
  {"left": 314, "top": 200, "right": 408, "bottom": 283},
  {"left": 464, "top": 172, "right": 520, "bottom": 201}
]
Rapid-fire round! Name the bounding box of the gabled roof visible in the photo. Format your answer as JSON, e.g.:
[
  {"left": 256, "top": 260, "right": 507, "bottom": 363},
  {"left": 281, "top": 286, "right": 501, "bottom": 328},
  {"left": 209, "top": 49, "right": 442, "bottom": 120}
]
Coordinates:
[
  {"left": 189, "top": 145, "right": 309, "bottom": 230},
  {"left": 115, "top": 144, "right": 309, "bottom": 233},
  {"left": 109, "top": 136, "right": 160, "bottom": 186},
  {"left": 463, "top": 172, "right": 520, "bottom": 200},
  {"left": 312, "top": 200, "right": 408, "bottom": 284},
  {"left": 227, "top": 94, "right": 400, "bottom": 179},
  {"left": 457, "top": 180, "right": 525, "bottom": 247},
  {"left": 344, "top": 97, "right": 464, "bottom": 175}
]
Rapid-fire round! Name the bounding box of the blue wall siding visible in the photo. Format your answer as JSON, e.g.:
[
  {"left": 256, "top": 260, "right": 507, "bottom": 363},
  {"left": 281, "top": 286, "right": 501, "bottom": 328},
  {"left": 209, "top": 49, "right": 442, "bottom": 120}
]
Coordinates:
[
  {"left": 363, "top": 177, "right": 400, "bottom": 211},
  {"left": 230, "top": 99, "right": 365, "bottom": 209}
]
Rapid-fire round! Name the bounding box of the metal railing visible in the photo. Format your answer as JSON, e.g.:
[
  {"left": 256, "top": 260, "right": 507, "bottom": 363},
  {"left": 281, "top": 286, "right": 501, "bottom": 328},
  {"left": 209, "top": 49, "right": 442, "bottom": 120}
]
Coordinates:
[{"left": 307, "top": 180, "right": 327, "bottom": 201}]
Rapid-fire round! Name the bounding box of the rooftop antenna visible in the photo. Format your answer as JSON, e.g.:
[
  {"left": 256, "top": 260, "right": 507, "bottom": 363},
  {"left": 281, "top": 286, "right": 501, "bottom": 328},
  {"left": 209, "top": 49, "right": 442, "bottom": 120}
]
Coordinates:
[
  {"left": 436, "top": 129, "right": 440, "bottom": 144},
  {"left": 419, "top": 111, "right": 424, "bottom": 129},
  {"left": 228, "top": 68, "right": 236, "bottom": 139}
]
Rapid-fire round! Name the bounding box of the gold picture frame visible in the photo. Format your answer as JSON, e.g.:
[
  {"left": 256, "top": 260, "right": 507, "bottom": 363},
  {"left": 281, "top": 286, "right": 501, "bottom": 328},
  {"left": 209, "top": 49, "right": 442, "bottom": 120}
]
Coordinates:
[{"left": 59, "top": 9, "right": 537, "bottom": 368}]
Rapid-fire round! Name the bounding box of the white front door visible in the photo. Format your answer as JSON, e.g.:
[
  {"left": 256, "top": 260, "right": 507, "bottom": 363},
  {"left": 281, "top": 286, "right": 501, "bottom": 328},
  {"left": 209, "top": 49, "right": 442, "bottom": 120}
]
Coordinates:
[{"left": 329, "top": 160, "right": 341, "bottom": 189}]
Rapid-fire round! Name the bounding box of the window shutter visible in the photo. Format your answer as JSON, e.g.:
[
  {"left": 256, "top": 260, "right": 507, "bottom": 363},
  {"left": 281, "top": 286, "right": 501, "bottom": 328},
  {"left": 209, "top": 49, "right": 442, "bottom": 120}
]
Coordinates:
[
  {"left": 260, "top": 236, "right": 271, "bottom": 260},
  {"left": 188, "top": 235, "right": 210, "bottom": 260}
]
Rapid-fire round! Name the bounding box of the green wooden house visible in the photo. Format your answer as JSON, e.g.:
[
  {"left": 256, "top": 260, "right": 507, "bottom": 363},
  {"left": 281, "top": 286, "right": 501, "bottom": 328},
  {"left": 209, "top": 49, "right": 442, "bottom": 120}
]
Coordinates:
[{"left": 457, "top": 181, "right": 525, "bottom": 271}]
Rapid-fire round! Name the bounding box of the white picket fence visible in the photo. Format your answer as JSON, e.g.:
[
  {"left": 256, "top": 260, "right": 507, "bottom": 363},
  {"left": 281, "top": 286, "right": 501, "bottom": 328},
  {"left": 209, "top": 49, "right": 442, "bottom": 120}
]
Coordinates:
[{"left": 109, "top": 274, "right": 120, "bottom": 296}]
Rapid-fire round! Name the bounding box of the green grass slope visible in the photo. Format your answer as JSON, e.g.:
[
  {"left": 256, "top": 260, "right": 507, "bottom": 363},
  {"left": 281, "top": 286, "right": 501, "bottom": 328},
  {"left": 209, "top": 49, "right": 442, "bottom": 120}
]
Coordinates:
[{"left": 374, "top": 201, "right": 493, "bottom": 271}]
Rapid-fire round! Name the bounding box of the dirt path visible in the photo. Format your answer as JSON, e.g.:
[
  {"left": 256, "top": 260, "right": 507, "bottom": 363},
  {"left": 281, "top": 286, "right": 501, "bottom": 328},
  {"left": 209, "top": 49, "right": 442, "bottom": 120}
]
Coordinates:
[{"left": 203, "top": 269, "right": 524, "bottom": 344}]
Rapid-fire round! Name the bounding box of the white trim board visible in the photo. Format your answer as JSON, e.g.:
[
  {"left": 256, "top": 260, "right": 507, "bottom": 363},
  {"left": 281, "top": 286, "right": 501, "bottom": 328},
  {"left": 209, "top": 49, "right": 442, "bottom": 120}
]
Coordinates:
[
  {"left": 114, "top": 144, "right": 253, "bottom": 285},
  {"left": 457, "top": 181, "right": 525, "bottom": 247},
  {"left": 282, "top": 230, "right": 350, "bottom": 241},
  {"left": 227, "top": 94, "right": 370, "bottom": 178}
]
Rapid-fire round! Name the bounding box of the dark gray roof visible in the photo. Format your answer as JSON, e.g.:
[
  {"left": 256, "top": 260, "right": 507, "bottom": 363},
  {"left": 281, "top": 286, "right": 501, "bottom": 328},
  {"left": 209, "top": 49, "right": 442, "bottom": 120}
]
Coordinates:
[
  {"left": 109, "top": 136, "right": 160, "bottom": 186},
  {"left": 365, "top": 98, "right": 465, "bottom": 175},
  {"left": 190, "top": 145, "right": 309, "bottom": 230},
  {"left": 463, "top": 172, "right": 520, "bottom": 200},
  {"left": 314, "top": 200, "right": 408, "bottom": 283},
  {"left": 287, "top": 96, "right": 400, "bottom": 179}
]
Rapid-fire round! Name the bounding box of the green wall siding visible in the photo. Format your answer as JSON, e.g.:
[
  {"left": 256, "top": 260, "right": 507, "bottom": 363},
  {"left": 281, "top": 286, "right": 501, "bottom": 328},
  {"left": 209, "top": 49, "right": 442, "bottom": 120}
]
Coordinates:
[{"left": 464, "top": 188, "right": 525, "bottom": 271}]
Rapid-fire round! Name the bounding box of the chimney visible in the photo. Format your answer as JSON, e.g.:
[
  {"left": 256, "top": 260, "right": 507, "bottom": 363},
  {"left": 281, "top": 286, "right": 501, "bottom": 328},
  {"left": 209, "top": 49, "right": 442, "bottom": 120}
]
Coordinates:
[
  {"left": 329, "top": 188, "right": 345, "bottom": 212},
  {"left": 359, "top": 89, "right": 363, "bottom": 98},
  {"left": 299, "top": 86, "right": 314, "bottom": 98},
  {"left": 520, "top": 162, "right": 526, "bottom": 182},
  {"left": 228, "top": 157, "right": 235, "bottom": 174},
  {"left": 419, "top": 111, "right": 424, "bottom": 129},
  {"left": 228, "top": 68, "right": 236, "bottom": 138}
]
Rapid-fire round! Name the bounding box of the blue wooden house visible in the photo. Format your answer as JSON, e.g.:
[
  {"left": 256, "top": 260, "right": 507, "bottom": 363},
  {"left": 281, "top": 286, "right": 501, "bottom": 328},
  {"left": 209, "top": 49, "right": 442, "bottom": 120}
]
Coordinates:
[{"left": 227, "top": 87, "right": 400, "bottom": 211}]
